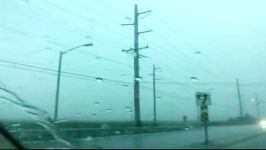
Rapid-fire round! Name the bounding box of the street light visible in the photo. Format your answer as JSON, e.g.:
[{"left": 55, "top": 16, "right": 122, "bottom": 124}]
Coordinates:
[{"left": 54, "top": 43, "right": 93, "bottom": 121}]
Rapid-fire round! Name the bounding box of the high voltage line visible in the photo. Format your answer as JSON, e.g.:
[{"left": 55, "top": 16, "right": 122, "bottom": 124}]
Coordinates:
[
  {"left": 0, "top": 59, "right": 197, "bottom": 96},
  {"left": 0, "top": 59, "right": 132, "bottom": 85},
  {"left": 2, "top": 1, "right": 263, "bottom": 123},
  {"left": 7, "top": 0, "right": 214, "bottom": 81}
]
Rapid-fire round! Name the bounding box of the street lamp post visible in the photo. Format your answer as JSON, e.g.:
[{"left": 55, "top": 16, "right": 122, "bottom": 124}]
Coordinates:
[{"left": 53, "top": 43, "right": 93, "bottom": 121}]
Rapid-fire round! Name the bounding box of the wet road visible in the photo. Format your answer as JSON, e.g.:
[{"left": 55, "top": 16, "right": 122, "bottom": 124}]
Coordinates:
[
  {"left": 20, "top": 124, "right": 265, "bottom": 149},
  {"left": 228, "top": 132, "right": 266, "bottom": 149},
  {"left": 76, "top": 124, "right": 264, "bottom": 149}
]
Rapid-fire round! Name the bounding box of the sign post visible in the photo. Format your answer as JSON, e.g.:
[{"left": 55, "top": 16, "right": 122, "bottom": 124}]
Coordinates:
[
  {"left": 201, "top": 105, "right": 209, "bottom": 144},
  {"left": 196, "top": 92, "right": 211, "bottom": 145},
  {"left": 204, "top": 121, "right": 208, "bottom": 144}
]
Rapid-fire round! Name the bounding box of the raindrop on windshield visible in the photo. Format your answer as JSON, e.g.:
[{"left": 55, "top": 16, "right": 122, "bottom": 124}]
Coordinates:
[
  {"left": 106, "top": 109, "right": 113, "bottom": 112},
  {"left": 135, "top": 77, "right": 142, "bottom": 81},
  {"left": 26, "top": 111, "right": 39, "bottom": 117},
  {"left": 45, "top": 47, "right": 52, "bottom": 50},
  {"left": 76, "top": 113, "right": 82, "bottom": 117},
  {"left": 23, "top": 0, "right": 30, "bottom": 4},
  {"left": 208, "top": 88, "right": 214, "bottom": 92},
  {"left": 84, "top": 136, "right": 93, "bottom": 141},
  {"left": 190, "top": 77, "right": 199, "bottom": 82},
  {"left": 11, "top": 124, "right": 21, "bottom": 127},
  {"left": 94, "top": 101, "right": 100, "bottom": 106},
  {"left": 85, "top": 35, "right": 92, "bottom": 39},
  {"left": 43, "top": 35, "right": 50, "bottom": 38},
  {"left": 250, "top": 98, "right": 255, "bottom": 102},
  {"left": 125, "top": 17, "right": 132, "bottom": 21},
  {"left": 96, "top": 77, "right": 103, "bottom": 83},
  {"left": 95, "top": 56, "right": 102, "bottom": 59},
  {"left": 0, "top": 86, "right": 72, "bottom": 147},
  {"left": 54, "top": 119, "right": 68, "bottom": 124},
  {"left": 125, "top": 107, "right": 131, "bottom": 111},
  {"left": 194, "top": 51, "right": 202, "bottom": 55}
]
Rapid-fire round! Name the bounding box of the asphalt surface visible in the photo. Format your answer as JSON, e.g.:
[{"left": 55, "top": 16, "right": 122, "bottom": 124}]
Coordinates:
[
  {"left": 75, "top": 124, "right": 265, "bottom": 149},
  {"left": 16, "top": 124, "right": 266, "bottom": 149},
  {"left": 227, "top": 133, "right": 266, "bottom": 149}
]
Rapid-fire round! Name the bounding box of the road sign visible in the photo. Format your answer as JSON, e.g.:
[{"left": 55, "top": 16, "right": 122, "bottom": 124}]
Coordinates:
[
  {"left": 199, "top": 104, "right": 209, "bottom": 144},
  {"left": 196, "top": 92, "right": 211, "bottom": 106},
  {"left": 201, "top": 112, "right": 208, "bottom": 122},
  {"left": 200, "top": 105, "right": 209, "bottom": 122}
]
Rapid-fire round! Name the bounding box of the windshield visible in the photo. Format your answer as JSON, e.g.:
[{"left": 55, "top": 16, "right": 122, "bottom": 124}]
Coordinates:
[{"left": 0, "top": 0, "right": 266, "bottom": 149}]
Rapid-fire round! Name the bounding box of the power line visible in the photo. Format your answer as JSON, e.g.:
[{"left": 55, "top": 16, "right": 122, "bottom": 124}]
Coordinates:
[
  {"left": 0, "top": 59, "right": 132, "bottom": 85},
  {"left": 150, "top": 31, "right": 217, "bottom": 77},
  {"left": 6, "top": 0, "right": 213, "bottom": 82},
  {"left": 0, "top": 59, "right": 198, "bottom": 104},
  {"left": 0, "top": 25, "right": 204, "bottom": 103},
  {"left": 140, "top": 81, "right": 266, "bottom": 88},
  {"left": 43, "top": 0, "right": 132, "bottom": 39},
  {"left": 87, "top": 0, "right": 211, "bottom": 78},
  {"left": 0, "top": 23, "right": 133, "bottom": 71},
  {"left": 94, "top": 0, "right": 126, "bottom": 17},
  {"left": 5, "top": 2, "right": 262, "bottom": 91},
  {"left": 0, "top": 59, "right": 247, "bottom": 118},
  {"left": 90, "top": 0, "right": 218, "bottom": 80},
  {"left": 143, "top": 8, "right": 219, "bottom": 78},
  {"left": 6, "top": 1, "right": 129, "bottom": 49},
  {"left": 142, "top": 81, "right": 234, "bottom": 85},
  {"left": 1, "top": 1, "right": 137, "bottom": 70},
  {"left": 75, "top": 50, "right": 134, "bottom": 68},
  {"left": 93, "top": 0, "right": 214, "bottom": 73}
]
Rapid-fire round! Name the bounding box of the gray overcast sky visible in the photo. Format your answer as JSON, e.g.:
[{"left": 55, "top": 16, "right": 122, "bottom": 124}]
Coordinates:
[{"left": 0, "top": 0, "right": 266, "bottom": 121}]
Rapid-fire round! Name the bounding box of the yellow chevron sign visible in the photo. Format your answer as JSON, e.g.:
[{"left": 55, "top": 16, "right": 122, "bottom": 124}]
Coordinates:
[
  {"left": 200, "top": 105, "right": 209, "bottom": 122},
  {"left": 201, "top": 112, "right": 209, "bottom": 122}
]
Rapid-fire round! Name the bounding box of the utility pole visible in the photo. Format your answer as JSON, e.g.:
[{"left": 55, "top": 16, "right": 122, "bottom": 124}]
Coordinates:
[
  {"left": 152, "top": 64, "right": 160, "bottom": 126},
  {"left": 54, "top": 52, "right": 63, "bottom": 121},
  {"left": 236, "top": 78, "right": 243, "bottom": 118},
  {"left": 122, "top": 5, "right": 152, "bottom": 127},
  {"left": 153, "top": 65, "right": 156, "bottom": 126}
]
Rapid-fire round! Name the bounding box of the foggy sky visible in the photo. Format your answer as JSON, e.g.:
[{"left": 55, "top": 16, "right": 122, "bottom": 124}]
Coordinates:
[{"left": 0, "top": 0, "right": 266, "bottom": 121}]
